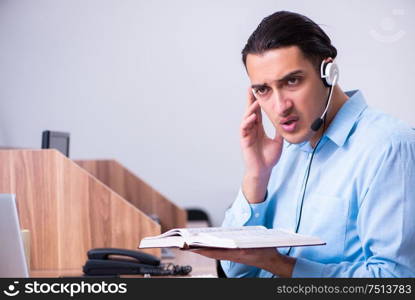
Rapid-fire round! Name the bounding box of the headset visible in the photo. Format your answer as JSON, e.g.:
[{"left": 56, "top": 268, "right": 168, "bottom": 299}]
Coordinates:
[
  {"left": 285, "top": 59, "right": 339, "bottom": 257},
  {"left": 310, "top": 60, "right": 339, "bottom": 131}
]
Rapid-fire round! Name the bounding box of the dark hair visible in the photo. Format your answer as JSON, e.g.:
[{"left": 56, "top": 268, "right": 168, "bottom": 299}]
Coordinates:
[{"left": 242, "top": 11, "right": 337, "bottom": 71}]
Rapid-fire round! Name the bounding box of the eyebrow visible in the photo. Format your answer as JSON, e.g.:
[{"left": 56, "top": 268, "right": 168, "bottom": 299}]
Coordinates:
[{"left": 251, "top": 70, "right": 305, "bottom": 89}]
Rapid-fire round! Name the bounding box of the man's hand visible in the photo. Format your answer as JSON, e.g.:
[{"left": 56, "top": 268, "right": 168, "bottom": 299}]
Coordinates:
[
  {"left": 241, "top": 88, "right": 283, "bottom": 173},
  {"left": 187, "top": 247, "right": 296, "bottom": 278},
  {"left": 240, "top": 88, "right": 284, "bottom": 203}
]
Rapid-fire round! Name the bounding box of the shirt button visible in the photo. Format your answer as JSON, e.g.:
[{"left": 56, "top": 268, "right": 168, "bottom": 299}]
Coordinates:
[{"left": 254, "top": 213, "right": 260, "bottom": 218}]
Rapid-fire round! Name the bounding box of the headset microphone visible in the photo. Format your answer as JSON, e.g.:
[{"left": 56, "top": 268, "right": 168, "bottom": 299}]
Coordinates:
[{"left": 311, "top": 60, "right": 339, "bottom": 131}]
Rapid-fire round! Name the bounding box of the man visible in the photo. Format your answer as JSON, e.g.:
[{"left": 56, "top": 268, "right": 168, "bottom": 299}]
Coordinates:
[{"left": 192, "top": 11, "right": 415, "bottom": 277}]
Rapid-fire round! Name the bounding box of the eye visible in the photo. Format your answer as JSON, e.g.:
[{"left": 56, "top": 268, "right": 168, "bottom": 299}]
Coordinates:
[
  {"left": 287, "top": 77, "right": 300, "bottom": 86},
  {"left": 254, "top": 86, "right": 269, "bottom": 95}
]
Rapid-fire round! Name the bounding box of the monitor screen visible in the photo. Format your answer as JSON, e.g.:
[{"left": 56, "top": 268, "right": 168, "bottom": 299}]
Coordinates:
[{"left": 41, "top": 130, "right": 70, "bottom": 157}]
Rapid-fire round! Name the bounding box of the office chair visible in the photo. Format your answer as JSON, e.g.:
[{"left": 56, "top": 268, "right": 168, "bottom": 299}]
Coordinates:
[{"left": 186, "top": 208, "right": 212, "bottom": 226}]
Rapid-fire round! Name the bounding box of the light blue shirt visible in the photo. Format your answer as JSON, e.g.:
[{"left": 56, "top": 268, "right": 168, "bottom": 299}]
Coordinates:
[{"left": 221, "top": 90, "right": 415, "bottom": 277}]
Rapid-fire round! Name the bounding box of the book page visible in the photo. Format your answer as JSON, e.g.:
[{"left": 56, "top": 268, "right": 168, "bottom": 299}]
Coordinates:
[
  {"left": 144, "top": 228, "right": 191, "bottom": 239},
  {"left": 185, "top": 226, "right": 266, "bottom": 236},
  {"left": 199, "top": 228, "right": 315, "bottom": 240},
  {"left": 196, "top": 228, "right": 325, "bottom": 248},
  {"left": 145, "top": 226, "right": 266, "bottom": 240},
  {"left": 197, "top": 227, "right": 274, "bottom": 240},
  {"left": 139, "top": 236, "right": 186, "bottom": 248}
]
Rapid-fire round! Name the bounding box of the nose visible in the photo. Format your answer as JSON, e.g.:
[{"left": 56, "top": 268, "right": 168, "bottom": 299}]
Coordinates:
[{"left": 272, "top": 91, "right": 293, "bottom": 116}]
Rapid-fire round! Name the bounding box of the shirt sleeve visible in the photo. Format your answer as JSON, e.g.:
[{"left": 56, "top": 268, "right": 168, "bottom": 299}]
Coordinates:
[
  {"left": 220, "top": 187, "right": 273, "bottom": 277},
  {"left": 292, "top": 136, "right": 415, "bottom": 277}
]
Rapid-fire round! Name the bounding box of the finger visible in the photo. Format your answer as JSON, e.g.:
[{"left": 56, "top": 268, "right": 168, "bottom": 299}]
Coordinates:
[
  {"left": 246, "top": 87, "right": 257, "bottom": 110},
  {"left": 248, "top": 104, "right": 266, "bottom": 136},
  {"left": 241, "top": 116, "right": 258, "bottom": 138},
  {"left": 241, "top": 113, "right": 257, "bottom": 133},
  {"left": 243, "top": 100, "right": 260, "bottom": 119},
  {"left": 255, "top": 102, "right": 263, "bottom": 124}
]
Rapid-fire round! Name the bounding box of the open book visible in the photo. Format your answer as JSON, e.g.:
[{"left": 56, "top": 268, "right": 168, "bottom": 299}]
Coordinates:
[{"left": 138, "top": 226, "right": 325, "bottom": 249}]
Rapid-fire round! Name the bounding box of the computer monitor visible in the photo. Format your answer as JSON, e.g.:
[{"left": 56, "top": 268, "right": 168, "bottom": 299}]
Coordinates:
[
  {"left": 0, "top": 194, "right": 29, "bottom": 277},
  {"left": 41, "top": 130, "right": 70, "bottom": 157}
]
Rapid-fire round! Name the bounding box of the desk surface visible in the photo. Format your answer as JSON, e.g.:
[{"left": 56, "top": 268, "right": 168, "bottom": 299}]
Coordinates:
[
  {"left": 30, "top": 221, "right": 218, "bottom": 278},
  {"left": 30, "top": 248, "right": 217, "bottom": 278}
]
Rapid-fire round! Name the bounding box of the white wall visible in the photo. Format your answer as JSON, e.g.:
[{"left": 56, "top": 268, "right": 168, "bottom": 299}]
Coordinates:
[{"left": 1, "top": 0, "right": 414, "bottom": 226}]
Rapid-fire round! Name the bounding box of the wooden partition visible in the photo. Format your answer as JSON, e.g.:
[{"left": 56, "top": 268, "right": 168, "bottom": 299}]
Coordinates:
[
  {"left": 0, "top": 150, "right": 161, "bottom": 272},
  {"left": 75, "top": 160, "right": 187, "bottom": 232}
]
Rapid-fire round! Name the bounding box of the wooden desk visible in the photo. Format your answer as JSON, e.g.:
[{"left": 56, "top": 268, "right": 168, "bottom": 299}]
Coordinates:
[
  {"left": 31, "top": 221, "right": 218, "bottom": 278},
  {"left": 30, "top": 248, "right": 217, "bottom": 278}
]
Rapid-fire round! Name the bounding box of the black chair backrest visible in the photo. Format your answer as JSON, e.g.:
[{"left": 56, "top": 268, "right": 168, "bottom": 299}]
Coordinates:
[{"left": 186, "top": 208, "right": 212, "bottom": 227}]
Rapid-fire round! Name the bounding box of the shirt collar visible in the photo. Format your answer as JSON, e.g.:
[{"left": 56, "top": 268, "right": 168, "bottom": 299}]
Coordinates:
[
  {"left": 284, "top": 90, "right": 367, "bottom": 151},
  {"left": 324, "top": 89, "right": 367, "bottom": 147}
]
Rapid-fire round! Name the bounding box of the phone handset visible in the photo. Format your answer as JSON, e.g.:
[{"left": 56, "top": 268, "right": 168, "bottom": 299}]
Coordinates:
[{"left": 87, "top": 247, "right": 160, "bottom": 265}]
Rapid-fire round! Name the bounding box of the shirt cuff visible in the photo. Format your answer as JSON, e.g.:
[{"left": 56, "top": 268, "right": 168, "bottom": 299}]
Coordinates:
[
  {"left": 292, "top": 257, "right": 325, "bottom": 278},
  {"left": 245, "top": 190, "right": 271, "bottom": 226},
  {"left": 222, "top": 188, "right": 271, "bottom": 227}
]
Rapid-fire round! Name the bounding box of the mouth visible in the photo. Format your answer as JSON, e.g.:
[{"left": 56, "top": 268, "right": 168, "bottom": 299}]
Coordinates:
[{"left": 280, "top": 116, "right": 299, "bottom": 133}]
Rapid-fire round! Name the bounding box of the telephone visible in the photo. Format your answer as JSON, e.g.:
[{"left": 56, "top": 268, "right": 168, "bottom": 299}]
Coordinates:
[{"left": 83, "top": 248, "right": 191, "bottom": 276}]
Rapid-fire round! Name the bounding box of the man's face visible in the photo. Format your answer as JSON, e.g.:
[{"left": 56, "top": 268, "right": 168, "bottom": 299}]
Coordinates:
[{"left": 246, "top": 46, "right": 328, "bottom": 144}]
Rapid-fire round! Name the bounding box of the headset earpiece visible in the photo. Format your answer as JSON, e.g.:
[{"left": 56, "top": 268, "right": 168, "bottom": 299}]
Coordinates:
[
  {"left": 320, "top": 60, "right": 339, "bottom": 87},
  {"left": 311, "top": 59, "right": 339, "bottom": 132}
]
